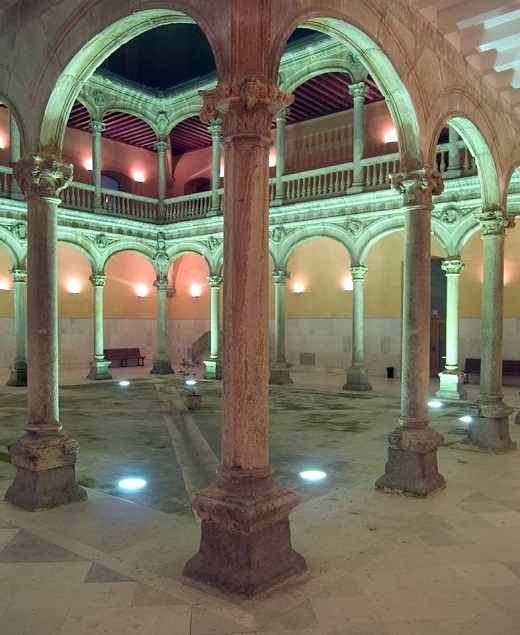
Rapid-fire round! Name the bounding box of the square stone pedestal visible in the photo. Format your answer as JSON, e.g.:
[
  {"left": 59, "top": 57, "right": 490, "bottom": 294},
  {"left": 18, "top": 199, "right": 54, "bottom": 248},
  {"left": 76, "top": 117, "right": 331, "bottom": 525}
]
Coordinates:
[
  {"left": 436, "top": 370, "right": 466, "bottom": 400},
  {"left": 183, "top": 466, "right": 306, "bottom": 596},
  {"left": 343, "top": 365, "right": 372, "bottom": 391},
  {"left": 203, "top": 359, "right": 222, "bottom": 380},
  {"left": 6, "top": 360, "right": 27, "bottom": 387},
  {"left": 269, "top": 361, "right": 293, "bottom": 385},
  {"left": 87, "top": 359, "right": 112, "bottom": 380},
  {"left": 150, "top": 356, "right": 174, "bottom": 375},
  {"left": 459, "top": 416, "right": 516, "bottom": 452}
]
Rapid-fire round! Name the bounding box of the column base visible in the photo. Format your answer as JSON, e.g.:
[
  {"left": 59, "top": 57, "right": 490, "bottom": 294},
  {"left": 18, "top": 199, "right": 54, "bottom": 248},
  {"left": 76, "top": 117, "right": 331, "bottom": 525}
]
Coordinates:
[
  {"left": 183, "top": 466, "right": 306, "bottom": 597},
  {"left": 150, "top": 356, "right": 174, "bottom": 375},
  {"left": 6, "top": 360, "right": 27, "bottom": 387},
  {"left": 343, "top": 365, "right": 372, "bottom": 391},
  {"left": 269, "top": 361, "right": 293, "bottom": 385},
  {"left": 5, "top": 434, "right": 87, "bottom": 511},
  {"left": 436, "top": 369, "right": 466, "bottom": 400},
  {"left": 375, "top": 427, "right": 446, "bottom": 497},
  {"left": 86, "top": 359, "right": 112, "bottom": 381},
  {"left": 203, "top": 358, "right": 222, "bottom": 380},
  {"left": 459, "top": 416, "right": 516, "bottom": 452}
]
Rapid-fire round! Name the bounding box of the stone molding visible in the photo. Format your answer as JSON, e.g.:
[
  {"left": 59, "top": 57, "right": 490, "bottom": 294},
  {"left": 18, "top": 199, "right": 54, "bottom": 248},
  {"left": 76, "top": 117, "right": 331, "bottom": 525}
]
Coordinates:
[
  {"left": 348, "top": 81, "right": 369, "bottom": 99},
  {"left": 88, "top": 120, "right": 105, "bottom": 135},
  {"left": 10, "top": 268, "right": 27, "bottom": 283},
  {"left": 89, "top": 274, "right": 106, "bottom": 288},
  {"left": 13, "top": 155, "right": 73, "bottom": 199},
  {"left": 154, "top": 141, "right": 169, "bottom": 153},
  {"left": 441, "top": 258, "right": 465, "bottom": 275},
  {"left": 207, "top": 275, "right": 223, "bottom": 287},
  {"left": 272, "top": 269, "right": 291, "bottom": 284},
  {"left": 391, "top": 168, "right": 444, "bottom": 207},
  {"left": 153, "top": 278, "right": 169, "bottom": 291},
  {"left": 349, "top": 264, "right": 369, "bottom": 281}
]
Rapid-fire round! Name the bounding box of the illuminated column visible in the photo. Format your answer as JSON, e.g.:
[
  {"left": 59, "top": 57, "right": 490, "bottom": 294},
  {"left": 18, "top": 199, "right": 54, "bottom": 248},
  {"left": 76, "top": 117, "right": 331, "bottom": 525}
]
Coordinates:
[
  {"left": 376, "top": 168, "right": 446, "bottom": 497},
  {"left": 269, "top": 269, "right": 292, "bottom": 384},
  {"left": 6, "top": 155, "right": 87, "bottom": 510},
  {"left": 208, "top": 119, "right": 222, "bottom": 214},
  {"left": 343, "top": 264, "right": 372, "bottom": 391},
  {"left": 9, "top": 114, "right": 22, "bottom": 197},
  {"left": 6, "top": 268, "right": 27, "bottom": 387},
  {"left": 273, "top": 108, "right": 289, "bottom": 205},
  {"left": 447, "top": 126, "right": 461, "bottom": 173},
  {"left": 436, "top": 258, "right": 466, "bottom": 400},
  {"left": 349, "top": 81, "right": 368, "bottom": 187},
  {"left": 461, "top": 210, "right": 515, "bottom": 451},
  {"left": 87, "top": 274, "right": 112, "bottom": 380},
  {"left": 184, "top": 76, "right": 306, "bottom": 595},
  {"left": 204, "top": 275, "right": 223, "bottom": 379},
  {"left": 150, "top": 278, "right": 173, "bottom": 374},
  {"left": 88, "top": 120, "right": 105, "bottom": 211},
  {"left": 155, "top": 140, "right": 169, "bottom": 222}
]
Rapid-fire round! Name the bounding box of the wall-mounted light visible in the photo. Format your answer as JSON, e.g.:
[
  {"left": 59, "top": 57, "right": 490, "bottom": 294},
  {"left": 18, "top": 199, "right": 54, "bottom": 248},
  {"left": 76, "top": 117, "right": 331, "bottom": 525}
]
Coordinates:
[
  {"left": 85, "top": 158, "right": 93, "bottom": 171},
  {"left": 135, "top": 284, "right": 148, "bottom": 298},
  {"left": 293, "top": 281, "right": 305, "bottom": 294},
  {"left": 0, "top": 137, "right": 5, "bottom": 150},
  {"left": 66, "top": 279, "right": 82, "bottom": 294},
  {"left": 268, "top": 150, "right": 277, "bottom": 167},
  {"left": 219, "top": 162, "right": 224, "bottom": 178},
  {"left": 343, "top": 276, "right": 354, "bottom": 292},
  {"left": 0, "top": 280, "right": 10, "bottom": 291},
  {"left": 133, "top": 169, "right": 145, "bottom": 183},
  {"left": 190, "top": 283, "right": 202, "bottom": 298},
  {"left": 383, "top": 127, "right": 398, "bottom": 144}
]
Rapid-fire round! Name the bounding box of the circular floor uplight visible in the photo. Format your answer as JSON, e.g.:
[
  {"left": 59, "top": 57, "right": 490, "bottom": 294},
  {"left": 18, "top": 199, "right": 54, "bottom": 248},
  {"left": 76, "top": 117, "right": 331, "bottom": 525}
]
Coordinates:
[
  {"left": 185, "top": 379, "right": 196, "bottom": 386},
  {"left": 298, "top": 470, "right": 327, "bottom": 481},
  {"left": 118, "top": 380, "right": 130, "bottom": 387},
  {"left": 118, "top": 477, "right": 146, "bottom": 490},
  {"left": 428, "top": 400, "right": 443, "bottom": 408},
  {"left": 459, "top": 415, "right": 472, "bottom": 423}
]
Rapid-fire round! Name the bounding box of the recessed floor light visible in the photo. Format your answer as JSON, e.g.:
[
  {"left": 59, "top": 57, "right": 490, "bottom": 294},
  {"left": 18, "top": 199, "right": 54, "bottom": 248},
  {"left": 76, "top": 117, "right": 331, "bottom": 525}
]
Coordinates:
[
  {"left": 118, "top": 478, "right": 146, "bottom": 490},
  {"left": 118, "top": 380, "right": 130, "bottom": 387},
  {"left": 298, "top": 470, "right": 327, "bottom": 481},
  {"left": 428, "top": 400, "right": 443, "bottom": 408},
  {"left": 459, "top": 415, "right": 472, "bottom": 423}
]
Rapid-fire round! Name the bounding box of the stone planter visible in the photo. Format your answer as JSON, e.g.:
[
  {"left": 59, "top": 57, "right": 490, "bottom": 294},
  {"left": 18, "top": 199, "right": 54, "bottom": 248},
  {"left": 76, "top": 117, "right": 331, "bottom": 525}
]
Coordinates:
[{"left": 186, "top": 394, "right": 202, "bottom": 410}]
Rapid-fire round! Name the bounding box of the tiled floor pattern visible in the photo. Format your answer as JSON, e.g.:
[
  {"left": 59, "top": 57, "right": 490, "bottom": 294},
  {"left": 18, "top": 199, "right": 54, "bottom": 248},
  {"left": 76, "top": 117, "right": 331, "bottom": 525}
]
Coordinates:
[{"left": 0, "top": 370, "right": 520, "bottom": 633}]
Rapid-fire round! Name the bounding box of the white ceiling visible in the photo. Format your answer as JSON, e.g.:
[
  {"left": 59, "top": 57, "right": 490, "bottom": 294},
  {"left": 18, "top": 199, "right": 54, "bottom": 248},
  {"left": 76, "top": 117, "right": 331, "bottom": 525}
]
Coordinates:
[{"left": 410, "top": 0, "right": 520, "bottom": 111}]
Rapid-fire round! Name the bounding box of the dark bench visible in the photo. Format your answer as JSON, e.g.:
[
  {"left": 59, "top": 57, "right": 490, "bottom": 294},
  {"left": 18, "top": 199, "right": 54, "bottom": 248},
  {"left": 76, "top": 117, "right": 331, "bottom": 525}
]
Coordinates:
[
  {"left": 104, "top": 348, "right": 145, "bottom": 368},
  {"left": 463, "top": 358, "right": 520, "bottom": 383}
]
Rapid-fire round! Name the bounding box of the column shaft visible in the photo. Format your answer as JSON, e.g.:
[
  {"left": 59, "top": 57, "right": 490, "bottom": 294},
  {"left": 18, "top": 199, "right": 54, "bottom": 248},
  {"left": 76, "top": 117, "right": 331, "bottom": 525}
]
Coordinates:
[
  {"left": 274, "top": 109, "right": 288, "bottom": 204},
  {"left": 270, "top": 270, "right": 292, "bottom": 384},
  {"left": 349, "top": 82, "right": 368, "bottom": 186},
  {"left": 209, "top": 120, "right": 222, "bottom": 213},
  {"left": 448, "top": 126, "right": 461, "bottom": 171},
  {"left": 343, "top": 265, "right": 371, "bottom": 391},
  {"left": 150, "top": 279, "right": 173, "bottom": 374},
  {"left": 6, "top": 269, "right": 27, "bottom": 386},
  {"left": 9, "top": 114, "right": 21, "bottom": 196},
  {"left": 87, "top": 275, "right": 111, "bottom": 380},
  {"left": 155, "top": 141, "right": 169, "bottom": 222},
  {"left": 204, "top": 276, "right": 223, "bottom": 379},
  {"left": 89, "top": 121, "right": 105, "bottom": 210}
]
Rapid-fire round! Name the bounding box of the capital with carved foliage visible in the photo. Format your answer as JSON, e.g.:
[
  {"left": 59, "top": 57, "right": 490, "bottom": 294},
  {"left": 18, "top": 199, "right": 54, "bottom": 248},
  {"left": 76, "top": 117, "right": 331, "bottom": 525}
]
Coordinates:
[
  {"left": 207, "top": 118, "right": 222, "bottom": 138},
  {"left": 272, "top": 269, "right": 291, "bottom": 284},
  {"left": 391, "top": 168, "right": 444, "bottom": 208},
  {"left": 88, "top": 120, "right": 105, "bottom": 135},
  {"left": 10, "top": 268, "right": 27, "bottom": 283},
  {"left": 13, "top": 155, "right": 73, "bottom": 199},
  {"left": 89, "top": 274, "right": 106, "bottom": 288},
  {"left": 206, "top": 275, "right": 223, "bottom": 288},
  {"left": 154, "top": 141, "right": 169, "bottom": 153},
  {"left": 348, "top": 82, "right": 369, "bottom": 100},
  {"left": 475, "top": 207, "right": 511, "bottom": 236},
  {"left": 441, "top": 259, "right": 465, "bottom": 275},
  {"left": 276, "top": 108, "right": 290, "bottom": 123},
  {"left": 349, "top": 265, "right": 369, "bottom": 281},
  {"left": 153, "top": 278, "right": 169, "bottom": 291}
]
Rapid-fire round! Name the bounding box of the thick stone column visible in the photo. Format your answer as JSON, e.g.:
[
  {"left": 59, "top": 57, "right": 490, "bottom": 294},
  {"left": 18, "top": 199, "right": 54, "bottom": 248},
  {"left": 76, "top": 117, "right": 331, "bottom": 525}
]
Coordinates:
[
  {"left": 270, "top": 269, "right": 292, "bottom": 384},
  {"left": 150, "top": 278, "right": 173, "bottom": 374},
  {"left": 273, "top": 108, "right": 289, "bottom": 205},
  {"left": 9, "top": 114, "right": 22, "bottom": 198},
  {"left": 6, "top": 268, "right": 27, "bottom": 386},
  {"left": 436, "top": 258, "right": 466, "bottom": 400},
  {"left": 204, "top": 275, "right": 223, "bottom": 379},
  {"left": 208, "top": 119, "right": 222, "bottom": 214},
  {"left": 376, "top": 169, "right": 446, "bottom": 497},
  {"left": 86, "top": 274, "right": 112, "bottom": 380},
  {"left": 88, "top": 120, "right": 105, "bottom": 211},
  {"left": 6, "top": 155, "right": 87, "bottom": 510},
  {"left": 183, "top": 77, "right": 306, "bottom": 596},
  {"left": 349, "top": 81, "right": 368, "bottom": 187},
  {"left": 461, "top": 210, "right": 515, "bottom": 451},
  {"left": 155, "top": 140, "right": 169, "bottom": 222},
  {"left": 343, "top": 264, "right": 372, "bottom": 391}
]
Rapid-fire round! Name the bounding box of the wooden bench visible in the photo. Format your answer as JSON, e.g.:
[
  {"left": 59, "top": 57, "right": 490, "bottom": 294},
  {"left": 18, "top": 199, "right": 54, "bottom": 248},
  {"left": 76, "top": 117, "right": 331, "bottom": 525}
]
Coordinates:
[
  {"left": 463, "top": 358, "right": 520, "bottom": 383},
  {"left": 103, "top": 348, "right": 145, "bottom": 368}
]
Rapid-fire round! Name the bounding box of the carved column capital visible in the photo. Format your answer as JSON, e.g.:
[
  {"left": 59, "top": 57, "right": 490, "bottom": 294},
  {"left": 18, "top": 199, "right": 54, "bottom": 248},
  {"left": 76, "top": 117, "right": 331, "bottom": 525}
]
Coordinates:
[
  {"left": 10, "top": 268, "right": 27, "bottom": 283},
  {"left": 276, "top": 108, "right": 290, "bottom": 123},
  {"left": 89, "top": 274, "right": 106, "bottom": 288},
  {"left": 208, "top": 118, "right": 222, "bottom": 138},
  {"left": 272, "top": 269, "right": 291, "bottom": 284},
  {"left": 207, "top": 275, "right": 223, "bottom": 288},
  {"left": 441, "top": 259, "right": 465, "bottom": 275},
  {"left": 349, "top": 265, "right": 369, "bottom": 281},
  {"left": 12, "top": 155, "right": 73, "bottom": 199},
  {"left": 153, "top": 278, "right": 169, "bottom": 291},
  {"left": 475, "top": 208, "right": 510, "bottom": 236},
  {"left": 348, "top": 81, "right": 369, "bottom": 100},
  {"left": 391, "top": 168, "right": 444, "bottom": 207},
  {"left": 154, "top": 140, "right": 169, "bottom": 153},
  {"left": 88, "top": 120, "right": 105, "bottom": 135}
]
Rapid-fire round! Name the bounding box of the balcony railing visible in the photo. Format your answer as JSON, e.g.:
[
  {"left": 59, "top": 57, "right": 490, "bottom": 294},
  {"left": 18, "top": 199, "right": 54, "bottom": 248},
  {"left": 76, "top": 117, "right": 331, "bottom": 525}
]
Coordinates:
[{"left": 0, "top": 142, "right": 478, "bottom": 223}]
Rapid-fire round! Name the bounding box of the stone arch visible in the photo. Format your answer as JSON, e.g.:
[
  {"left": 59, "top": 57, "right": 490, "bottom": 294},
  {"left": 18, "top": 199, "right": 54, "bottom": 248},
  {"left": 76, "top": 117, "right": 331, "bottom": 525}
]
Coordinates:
[
  {"left": 275, "top": 224, "right": 355, "bottom": 269},
  {"left": 169, "top": 246, "right": 212, "bottom": 274},
  {"left": 101, "top": 242, "right": 156, "bottom": 272},
  {"left": 358, "top": 220, "right": 404, "bottom": 263},
  {"left": 0, "top": 226, "right": 26, "bottom": 267},
  {"left": 0, "top": 80, "right": 29, "bottom": 157},
  {"left": 281, "top": 58, "right": 364, "bottom": 94},
  {"left": 56, "top": 232, "right": 97, "bottom": 271}
]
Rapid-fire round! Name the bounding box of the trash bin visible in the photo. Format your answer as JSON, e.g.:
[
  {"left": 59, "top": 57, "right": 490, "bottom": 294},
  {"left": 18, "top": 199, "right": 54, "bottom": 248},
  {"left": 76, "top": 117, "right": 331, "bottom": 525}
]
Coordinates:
[{"left": 386, "top": 366, "right": 394, "bottom": 379}]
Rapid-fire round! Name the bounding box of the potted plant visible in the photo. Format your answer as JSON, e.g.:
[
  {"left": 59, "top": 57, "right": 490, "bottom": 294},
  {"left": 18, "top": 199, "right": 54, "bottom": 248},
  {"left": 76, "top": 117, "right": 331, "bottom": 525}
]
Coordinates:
[{"left": 179, "top": 358, "right": 202, "bottom": 410}]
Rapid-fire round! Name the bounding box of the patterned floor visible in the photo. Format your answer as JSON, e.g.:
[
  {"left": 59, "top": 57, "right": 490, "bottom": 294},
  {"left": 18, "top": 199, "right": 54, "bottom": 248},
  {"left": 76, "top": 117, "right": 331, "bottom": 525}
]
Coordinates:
[{"left": 1, "top": 370, "right": 520, "bottom": 634}]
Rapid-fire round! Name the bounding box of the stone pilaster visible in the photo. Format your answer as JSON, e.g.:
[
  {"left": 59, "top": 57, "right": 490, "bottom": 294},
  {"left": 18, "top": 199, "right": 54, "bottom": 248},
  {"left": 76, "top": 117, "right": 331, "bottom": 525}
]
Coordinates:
[
  {"left": 155, "top": 140, "right": 169, "bottom": 222},
  {"left": 88, "top": 120, "right": 105, "bottom": 211},
  {"left": 208, "top": 119, "right": 222, "bottom": 214},
  {"left": 6, "top": 268, "right": 27, "bottom": 386},
  {"left": 376, "top": 168, "right": 446, "bottom": 497},
  {"left": 349, "top": 82, "right": 368, "bottom": 187},
  {"left": 150, "top": 278, "right": 174, "bottom": 374},
  {"left": 204, "top": 275, "right": 223, "bottom": 379},
  {"left": 273, "top": 108, "right": 289, "bottom": 205},
  {"left": 343, "top": 264, "right": 372, "bottom": 391},
  {"left": 437, "top": 258, "right": 466, "bottom": 400},
  {"left": 461, "top": 209, "right": 515, "bottom": 451},
  {"left": 87, "top": 274, "right": 112, "bottom": 380},
  {"left": 183, "top": 76, "right": 306, "bottom": 596},
  {"left": 270, "top": 269, "right": 292, "bottom": 384},
  {"left": 6, "top": 155, "right": 87, "bottom": 510}
]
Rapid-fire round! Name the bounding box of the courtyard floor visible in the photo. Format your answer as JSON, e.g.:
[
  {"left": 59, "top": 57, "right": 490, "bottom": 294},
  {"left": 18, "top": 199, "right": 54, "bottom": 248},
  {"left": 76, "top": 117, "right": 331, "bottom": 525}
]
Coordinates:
[{"left": 1, "top": 368, "right": 520, "bottom": 634}]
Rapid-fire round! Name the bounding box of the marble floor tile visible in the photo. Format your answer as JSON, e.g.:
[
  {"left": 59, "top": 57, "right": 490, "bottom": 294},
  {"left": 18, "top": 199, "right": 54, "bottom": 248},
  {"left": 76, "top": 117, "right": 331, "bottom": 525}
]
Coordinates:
[
  {"left": 123, "top": 606, "right": 192, "bottom": 635},
  {"left": 0, "top": 608, "right": 69, "bottom": 635},
  {"left": 58, "top": 606, "right": 130, "bottom": 634}
]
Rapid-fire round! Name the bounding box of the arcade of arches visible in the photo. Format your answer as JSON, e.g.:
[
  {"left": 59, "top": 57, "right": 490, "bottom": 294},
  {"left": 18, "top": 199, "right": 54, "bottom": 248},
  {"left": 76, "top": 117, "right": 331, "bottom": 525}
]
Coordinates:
[{"left": 1, "top": 0, "right": 520, "bottom": 606}]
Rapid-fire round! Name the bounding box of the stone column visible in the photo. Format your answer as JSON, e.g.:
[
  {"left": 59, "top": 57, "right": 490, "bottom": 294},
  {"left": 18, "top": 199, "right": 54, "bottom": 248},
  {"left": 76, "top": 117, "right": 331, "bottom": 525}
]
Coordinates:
[
  {"left": 447, "top": 126, "right": 461, "bottom": 173},
  {"left": 86, "top": 274, "right": 112, "bottom": 380},
  {"left": 6, "top": 268, "right": 27, "bottom": 386},
  {"left": 6, "top": 155, "right": 87, "bottom": 510},
  {"left": 183, "top": 77, "right": 306, "bottom": 596},
  {"left": 88, "top": 120, "right": 105, "bottom": 211},
  {"left": 436, "top": 258, "right": 466, "bottom": 400},
  {"left": 270, "top": 269, "right": 292, "bottom": 384},
  {"left": 155, "top": 140, "right": 169, "bottom": 222},
  {"left": 203, "top": 275, "right": 223, "bottom": 379},
  {"left": 9, "top": 114, "right": 22, "bottom": 198},
  {"left": 349, "top": 81, "right": 368, "bottom": 187},
  {"left": 376, "top": 168, "right": 446, "bottom": 497},
  {"left": 150, "top": 278, "right": 173, "bottom": 374},
  {"left": 343, "top": 264, "right": 372, "bottom": 391},
  {"left": 208, "top": 119, "right": 222, "bottom": 214},
  {"left": 461, "top": 209, "right": 515, "bottom": 451},
  {"left": 273, "top": 108, "right": 289, "bottom": 205}
]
